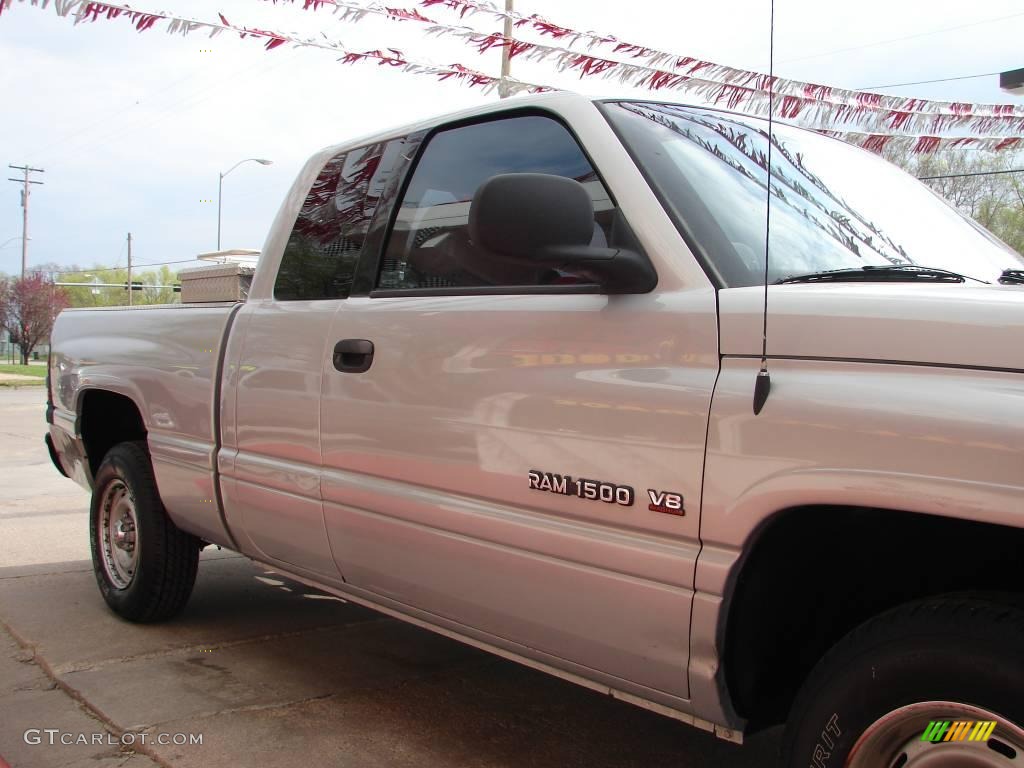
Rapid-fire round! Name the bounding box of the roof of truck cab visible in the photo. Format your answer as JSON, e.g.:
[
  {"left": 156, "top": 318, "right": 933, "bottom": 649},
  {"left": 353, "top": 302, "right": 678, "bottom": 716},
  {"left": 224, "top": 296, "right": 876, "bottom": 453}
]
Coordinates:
[
  {"left": 311, "top": 93, "right": 817, "bottom": 159},
  {"left": 314, "top": 91, "right": 601, "bottom": 156}
]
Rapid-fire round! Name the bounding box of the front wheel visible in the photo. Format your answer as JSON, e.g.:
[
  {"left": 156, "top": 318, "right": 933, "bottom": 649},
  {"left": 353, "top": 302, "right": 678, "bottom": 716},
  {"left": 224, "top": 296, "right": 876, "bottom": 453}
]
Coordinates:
[
  {"left": 783, "top": 597, "right": 1024, "bottom": 768},
  {"left": 90, "top": 441, "right": 200, "bottom": 622}
]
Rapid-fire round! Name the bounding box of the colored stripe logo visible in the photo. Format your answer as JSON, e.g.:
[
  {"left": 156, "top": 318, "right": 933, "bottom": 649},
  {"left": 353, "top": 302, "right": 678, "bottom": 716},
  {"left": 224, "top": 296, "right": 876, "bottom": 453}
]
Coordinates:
[{"left": 921, "top": 720, "right": 996, "bottom": 742}]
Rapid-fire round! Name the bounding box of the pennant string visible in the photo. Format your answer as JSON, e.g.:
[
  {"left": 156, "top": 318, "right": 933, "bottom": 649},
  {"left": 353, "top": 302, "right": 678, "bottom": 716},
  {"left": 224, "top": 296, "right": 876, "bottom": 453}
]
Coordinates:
[
  {"left": 258, "top": 0, "right": 1024, "bottom": 122},
  {"left": 3, "top": 0, "right": 1023, "bottom": 150},
  {"left": 819, "top": 131, "right": 1023, "bottom": 154},
  {"left": 4, "top": 0, "right": 550, "bottom": 90}
]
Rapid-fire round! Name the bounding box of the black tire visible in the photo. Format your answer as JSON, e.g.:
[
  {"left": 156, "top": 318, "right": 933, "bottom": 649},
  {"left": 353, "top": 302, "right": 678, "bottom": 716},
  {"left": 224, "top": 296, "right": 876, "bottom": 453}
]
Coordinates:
[
  {"left": 89, "top": 441, "right": 200, "bottom": 622},
  {"left": 782, "top": 596, "right": 1024, "bottom": 768}
]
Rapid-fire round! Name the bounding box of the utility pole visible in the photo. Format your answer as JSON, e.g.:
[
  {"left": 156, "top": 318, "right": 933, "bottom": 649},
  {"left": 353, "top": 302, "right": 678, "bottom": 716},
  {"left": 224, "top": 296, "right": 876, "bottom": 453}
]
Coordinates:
[
  {"left": 7, "top": 164, "right": 45, "bottom": 277},
  {"left": 127, "top": 232, "right": 133, "bottom": 306},
  {"left": 498, "top": 0, "right": 513, "bottom": 98}
]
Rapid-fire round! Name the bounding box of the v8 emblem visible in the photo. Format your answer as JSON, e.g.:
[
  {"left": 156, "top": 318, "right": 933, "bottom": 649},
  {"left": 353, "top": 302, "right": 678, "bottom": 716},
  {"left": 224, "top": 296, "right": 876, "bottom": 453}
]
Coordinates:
[{"left": 647, "top": 489, "right": 685, "bottom": 516}]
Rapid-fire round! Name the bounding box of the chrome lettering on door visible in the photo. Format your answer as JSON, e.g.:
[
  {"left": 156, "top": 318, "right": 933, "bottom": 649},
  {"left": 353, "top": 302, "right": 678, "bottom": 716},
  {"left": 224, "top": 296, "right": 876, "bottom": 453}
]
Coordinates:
[{"left": 528, "top": 470, "right": 634, "bottom": 506}]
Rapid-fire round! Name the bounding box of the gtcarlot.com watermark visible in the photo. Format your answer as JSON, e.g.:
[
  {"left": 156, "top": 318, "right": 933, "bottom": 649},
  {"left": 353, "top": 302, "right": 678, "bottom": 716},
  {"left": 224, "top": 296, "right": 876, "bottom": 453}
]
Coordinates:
[{"left": 24, "top": 729, "right": 203, "bottom": 747}]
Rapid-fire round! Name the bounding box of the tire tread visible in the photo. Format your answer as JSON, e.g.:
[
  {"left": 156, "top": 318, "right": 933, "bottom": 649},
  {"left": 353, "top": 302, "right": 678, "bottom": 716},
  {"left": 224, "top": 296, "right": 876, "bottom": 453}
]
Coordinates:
[
  {"left": 91, "top": 440, "right": 199, "bottom": 623},
  {"left": 782, "top": 595, "right": 1024, "bottom": 767}
]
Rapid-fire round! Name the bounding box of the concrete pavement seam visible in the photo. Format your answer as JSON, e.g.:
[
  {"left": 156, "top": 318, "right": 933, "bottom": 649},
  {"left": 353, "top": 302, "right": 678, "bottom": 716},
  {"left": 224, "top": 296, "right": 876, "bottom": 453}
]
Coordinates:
[
  {"left": 0, "top": 567, "right": 94, "bottom": 581},
  {"left": 0, "top": 550, "right": 240, "bottom": 580},
  {"left": 0, "top": 511, "right": 84, "bottom": 521},
  {"left": 0, "top": 618, "right": 175, "bottom": 768}
]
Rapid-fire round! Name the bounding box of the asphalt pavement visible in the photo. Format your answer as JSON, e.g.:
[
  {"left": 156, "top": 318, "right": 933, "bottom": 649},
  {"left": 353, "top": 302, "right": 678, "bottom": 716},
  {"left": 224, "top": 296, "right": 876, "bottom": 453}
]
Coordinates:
[{"left": 0, "top": 387, "right": 781, "bottom": 767}]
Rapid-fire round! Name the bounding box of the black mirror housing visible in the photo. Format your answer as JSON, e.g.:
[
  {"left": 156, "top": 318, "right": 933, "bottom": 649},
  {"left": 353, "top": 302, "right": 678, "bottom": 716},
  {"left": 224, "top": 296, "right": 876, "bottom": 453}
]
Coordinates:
[
  {"left": 536, "top": 244, "right": 658, "bottom": 294},
  {"left": 469, "top": 173, "right": 657, "bottom": 294}
]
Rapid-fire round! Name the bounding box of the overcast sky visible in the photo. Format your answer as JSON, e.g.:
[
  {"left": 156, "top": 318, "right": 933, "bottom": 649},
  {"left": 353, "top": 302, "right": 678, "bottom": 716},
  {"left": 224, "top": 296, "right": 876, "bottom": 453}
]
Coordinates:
[{"left": 0, "top": 0, "right": 1022, "bottom": 277}]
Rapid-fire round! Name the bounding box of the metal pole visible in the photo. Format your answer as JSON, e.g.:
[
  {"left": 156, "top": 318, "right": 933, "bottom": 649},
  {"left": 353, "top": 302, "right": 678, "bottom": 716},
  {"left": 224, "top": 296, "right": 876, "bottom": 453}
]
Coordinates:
[
  {"left": 21, "top": 177, "right": 28, "bottom": 276},
  {"left": 127, "top": 232, "right": 133, "bottom": 306},
  {"left": 7, "top": 165, "right": 44, "bottom": 277},
  {"left": 217, "top": 173, "right": 224, "bottom": 251},
  {"left": 55, "top": 281, "right": 179, "bottom": 289},
  {"left": 217, "top": 158, "right": 272, "bottom": 250},
  {"left": 499, "top": 0, "right": 513, "bottom": 98}
]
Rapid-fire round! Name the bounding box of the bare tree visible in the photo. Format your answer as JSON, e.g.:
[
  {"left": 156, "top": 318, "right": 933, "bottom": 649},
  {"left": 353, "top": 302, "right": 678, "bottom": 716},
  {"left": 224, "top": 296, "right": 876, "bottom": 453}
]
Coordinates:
[{"left": 0, "top": 274, "right": 69, "bottom": 365}]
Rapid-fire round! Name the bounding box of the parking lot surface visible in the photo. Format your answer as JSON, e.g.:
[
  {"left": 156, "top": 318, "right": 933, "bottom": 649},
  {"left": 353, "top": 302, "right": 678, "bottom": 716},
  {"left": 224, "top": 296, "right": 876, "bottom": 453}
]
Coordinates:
[{"left": 1, "top": 387, "right": 781, "bottom": 767}]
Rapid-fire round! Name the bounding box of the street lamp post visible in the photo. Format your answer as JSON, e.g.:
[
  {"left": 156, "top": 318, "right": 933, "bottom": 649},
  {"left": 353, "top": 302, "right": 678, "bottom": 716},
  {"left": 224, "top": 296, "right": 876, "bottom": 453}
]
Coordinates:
[{"left": 217, "top": 158, "right": 272, "bottom": 250}]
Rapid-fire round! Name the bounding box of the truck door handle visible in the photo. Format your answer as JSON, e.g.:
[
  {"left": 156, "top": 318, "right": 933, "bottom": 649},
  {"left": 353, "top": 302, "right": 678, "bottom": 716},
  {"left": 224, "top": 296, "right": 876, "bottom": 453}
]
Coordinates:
[{"left": 333, "top": 339, "right": 374, "bottom": 373}]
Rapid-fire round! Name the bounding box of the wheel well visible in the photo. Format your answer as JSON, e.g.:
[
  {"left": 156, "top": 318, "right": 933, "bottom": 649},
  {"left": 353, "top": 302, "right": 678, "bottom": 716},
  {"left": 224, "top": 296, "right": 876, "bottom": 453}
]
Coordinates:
[
  {"left": 723, "top": 505, "right": 1024, "bottom": 730},
  {"left": 79, "top": 390, "right": 147, "bottom": 479}
]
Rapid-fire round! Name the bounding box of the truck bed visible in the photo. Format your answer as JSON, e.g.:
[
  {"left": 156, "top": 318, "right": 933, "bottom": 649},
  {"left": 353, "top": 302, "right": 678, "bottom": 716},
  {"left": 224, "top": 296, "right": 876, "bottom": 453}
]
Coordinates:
[{"left": 49, "top": 302, "right": 242, "bottom": 544}]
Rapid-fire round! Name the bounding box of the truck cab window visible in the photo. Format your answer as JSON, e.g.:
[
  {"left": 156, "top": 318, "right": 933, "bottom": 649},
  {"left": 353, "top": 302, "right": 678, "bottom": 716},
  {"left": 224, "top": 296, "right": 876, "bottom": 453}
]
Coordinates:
[
  {"left": 377, "top": 115, "right": 615, "bottom": 291},
  {"left": 276, "top": 139, "right": 404, "bottom": 301}
]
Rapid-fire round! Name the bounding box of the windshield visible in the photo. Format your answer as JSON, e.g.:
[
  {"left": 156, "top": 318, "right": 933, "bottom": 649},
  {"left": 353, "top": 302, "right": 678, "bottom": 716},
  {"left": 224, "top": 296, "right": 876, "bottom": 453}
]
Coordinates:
[{"left": 603, "top": 101, "right": 1024, "bottom": 287}]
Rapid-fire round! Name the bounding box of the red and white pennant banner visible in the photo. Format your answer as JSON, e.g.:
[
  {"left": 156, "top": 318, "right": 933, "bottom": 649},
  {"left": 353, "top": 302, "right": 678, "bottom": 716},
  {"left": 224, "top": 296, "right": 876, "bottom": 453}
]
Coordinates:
[
  {"left": 264, "top": 0, "right": 1024, "bottom": 123},
  {"left": 0, "top": 0, "right": 549, "bottom": 94},
  {"left": 3, "top": 0, "right": 1023, "bottom": 151},
  {"left": 255, "top": 0, "right": 1024, "bottom": 139},
  {"left": 818, "top": 131, "right": 1021, "bottom": 154},
  {"left": 431, "top": 26, "right": 1024, "bottom": 137}
]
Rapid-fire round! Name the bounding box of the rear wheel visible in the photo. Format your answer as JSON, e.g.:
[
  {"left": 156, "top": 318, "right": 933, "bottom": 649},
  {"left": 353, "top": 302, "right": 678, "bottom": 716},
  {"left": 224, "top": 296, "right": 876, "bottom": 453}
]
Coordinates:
[
  {"left": 90, "top": 441, "right": 200, "bottom": 622},
  {"left": 782, "top": 597, "right": 1024, "bottom": 768}
]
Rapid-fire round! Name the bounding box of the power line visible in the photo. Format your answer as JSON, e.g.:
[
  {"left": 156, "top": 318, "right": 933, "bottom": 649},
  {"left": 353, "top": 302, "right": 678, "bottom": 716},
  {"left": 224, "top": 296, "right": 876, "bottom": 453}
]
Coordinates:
[
  {"left": 919, "top": 168, "right": 1024, "bottom": 180},
  {"left": 779, "top": 11, "right": 1024, "bottom": 64},
  {"left": 24, "top": 66, "right": 214, "bottom": 163},
  {"left": 35, "top": 46, "right": 305, "bottom": 168},
  {"left": 27, "top": 55, "right": 257, "bottom": 166},
  {"left": 43, "top": 258, "right": 202, "bottom": 276},
  {"left": 134, "top": 258, "right": 203, "bottom": 268},
  {"left": 858, "top": 71, "right": 1002, "bottom": 90}
]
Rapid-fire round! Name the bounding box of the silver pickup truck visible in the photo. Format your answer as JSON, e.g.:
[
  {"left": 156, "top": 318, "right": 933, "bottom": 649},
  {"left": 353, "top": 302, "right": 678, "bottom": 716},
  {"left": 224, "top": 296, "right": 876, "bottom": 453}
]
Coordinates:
[{"left": 46, "top": 93, "right": 1024, "bottom": 767}]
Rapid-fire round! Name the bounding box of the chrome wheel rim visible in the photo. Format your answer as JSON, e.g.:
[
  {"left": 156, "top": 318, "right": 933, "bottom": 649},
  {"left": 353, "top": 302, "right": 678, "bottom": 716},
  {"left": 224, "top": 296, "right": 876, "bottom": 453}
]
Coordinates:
[
  {"left": 99, "top": 480, "right": 139, "bottom": 589},
  {"left": 847, "top": 701, "right": 1024, "bottom": 768}
]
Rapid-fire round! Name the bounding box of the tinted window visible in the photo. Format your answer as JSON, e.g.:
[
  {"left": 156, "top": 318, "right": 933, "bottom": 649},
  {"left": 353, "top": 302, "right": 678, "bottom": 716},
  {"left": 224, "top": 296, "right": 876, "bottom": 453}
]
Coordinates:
[
  {"left": 377, "top": 115, "right": 614, "bottom": 291},
  {"left": 275, "top": 139, "right": 405, "bottom": 300},
  {"left": 605, "top": 102, "right": 1024, "bottom": 286}
]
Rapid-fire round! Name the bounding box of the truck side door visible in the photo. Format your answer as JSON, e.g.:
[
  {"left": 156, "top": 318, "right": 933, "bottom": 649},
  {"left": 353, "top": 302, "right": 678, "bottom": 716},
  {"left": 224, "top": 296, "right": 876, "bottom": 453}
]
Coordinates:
[
  {"left": 320, "top": 110, "right": 719, "bottom": 701},
  {"left": 220, "top": 139, "right": 405, "bottom": 582}
]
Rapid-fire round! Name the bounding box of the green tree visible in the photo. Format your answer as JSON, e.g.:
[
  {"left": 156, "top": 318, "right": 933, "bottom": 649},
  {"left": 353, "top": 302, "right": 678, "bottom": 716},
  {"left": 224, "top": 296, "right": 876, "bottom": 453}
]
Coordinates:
[
  {"left": 883, "top": 147, "right": 1024, "bottom": 256},
  {"left": 59, "top": 264, "right": 180, "bottom": 308}
]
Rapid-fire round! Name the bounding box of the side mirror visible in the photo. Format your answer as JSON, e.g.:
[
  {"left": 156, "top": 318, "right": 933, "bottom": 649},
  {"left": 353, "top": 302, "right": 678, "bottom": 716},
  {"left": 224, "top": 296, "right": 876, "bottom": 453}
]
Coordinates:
[{"left": 468, "top": 173, "right": 657, "bottom": 293}]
